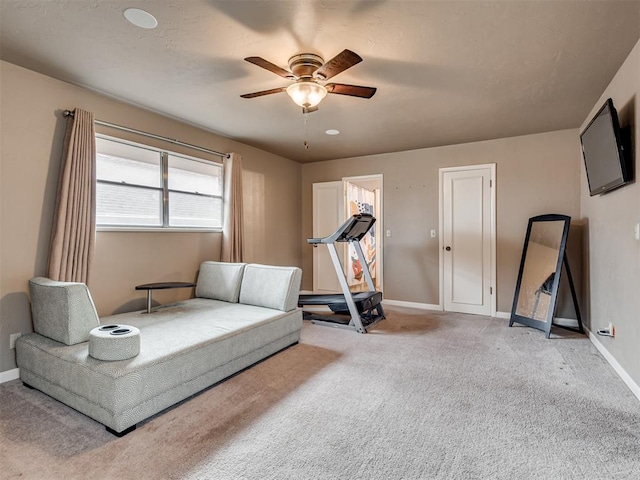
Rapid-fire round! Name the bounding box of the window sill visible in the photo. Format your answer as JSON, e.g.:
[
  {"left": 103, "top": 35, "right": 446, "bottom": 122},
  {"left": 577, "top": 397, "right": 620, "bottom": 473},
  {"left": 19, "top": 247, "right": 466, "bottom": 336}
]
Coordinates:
[{"left": 97, "top": 226, "right": 222, "bottom": 233}]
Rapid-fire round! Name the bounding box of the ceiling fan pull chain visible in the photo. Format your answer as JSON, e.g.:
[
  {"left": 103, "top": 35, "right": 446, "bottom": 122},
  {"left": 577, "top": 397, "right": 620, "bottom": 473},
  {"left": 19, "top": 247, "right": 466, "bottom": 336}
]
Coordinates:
[{"left": 303, "top": 112, "right": 309, "bottom": 149}]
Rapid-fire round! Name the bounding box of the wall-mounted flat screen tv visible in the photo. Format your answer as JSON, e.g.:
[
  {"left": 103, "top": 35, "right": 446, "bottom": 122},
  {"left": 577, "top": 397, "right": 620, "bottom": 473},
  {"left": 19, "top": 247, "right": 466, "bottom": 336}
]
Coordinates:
[{"left": 580, "top": 98, "right": 630, "bottom": 196}]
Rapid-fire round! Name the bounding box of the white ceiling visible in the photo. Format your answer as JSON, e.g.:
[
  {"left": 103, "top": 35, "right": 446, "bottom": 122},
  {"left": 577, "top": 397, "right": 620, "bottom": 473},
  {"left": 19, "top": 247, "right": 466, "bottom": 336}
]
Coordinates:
[{"left": 1, "top": 1, "right": 639, "bottom": 162}]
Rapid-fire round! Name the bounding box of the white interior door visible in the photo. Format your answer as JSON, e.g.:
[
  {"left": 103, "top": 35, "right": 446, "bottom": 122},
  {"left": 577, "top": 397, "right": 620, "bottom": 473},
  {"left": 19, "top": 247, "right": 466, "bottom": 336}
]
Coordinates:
[
  {"left": 441, "top": 165, "right": 495, "bottom": 316},
  {"left": 312, "top": 182, "right": 344, "bottom": 293}
]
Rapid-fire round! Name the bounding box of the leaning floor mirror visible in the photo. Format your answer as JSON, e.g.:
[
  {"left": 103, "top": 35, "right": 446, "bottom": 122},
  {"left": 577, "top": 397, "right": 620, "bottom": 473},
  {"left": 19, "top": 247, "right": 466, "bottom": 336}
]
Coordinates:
[{"left": 509, "top": 214, "right": 583, "bottom": 338}]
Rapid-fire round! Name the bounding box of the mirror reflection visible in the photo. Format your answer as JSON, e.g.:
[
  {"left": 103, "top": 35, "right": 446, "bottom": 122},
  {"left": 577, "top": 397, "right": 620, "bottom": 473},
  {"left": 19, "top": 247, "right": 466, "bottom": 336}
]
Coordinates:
[{"left": 515, "top": 221, "right": 565, "bottom": 321}]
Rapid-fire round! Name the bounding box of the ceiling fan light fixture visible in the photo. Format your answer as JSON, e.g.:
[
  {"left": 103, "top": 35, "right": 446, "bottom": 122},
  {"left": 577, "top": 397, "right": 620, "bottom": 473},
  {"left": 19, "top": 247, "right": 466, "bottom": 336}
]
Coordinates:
[{"left": 286, "top": 81, "right": 327, "bottom": 108}]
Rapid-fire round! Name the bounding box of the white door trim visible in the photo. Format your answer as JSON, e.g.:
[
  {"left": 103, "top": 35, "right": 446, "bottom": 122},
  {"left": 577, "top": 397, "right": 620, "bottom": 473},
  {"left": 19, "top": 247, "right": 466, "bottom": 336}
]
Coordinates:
[{"left": 438, "top": 164, "right": 496, "bottom": 316}]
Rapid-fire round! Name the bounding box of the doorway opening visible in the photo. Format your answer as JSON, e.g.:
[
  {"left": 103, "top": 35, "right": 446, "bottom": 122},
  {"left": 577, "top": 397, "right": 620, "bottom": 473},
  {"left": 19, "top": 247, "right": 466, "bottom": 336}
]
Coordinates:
[{"left": 312, "top": 174, "right": 383, "bottom": 294}]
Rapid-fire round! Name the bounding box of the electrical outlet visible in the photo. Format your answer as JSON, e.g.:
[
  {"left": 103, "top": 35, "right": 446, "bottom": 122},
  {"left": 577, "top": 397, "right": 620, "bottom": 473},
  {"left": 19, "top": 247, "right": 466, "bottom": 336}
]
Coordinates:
[
  {"left": 596, "top": 323, "right": 615, "bottom": 338},
  {"left": 9, "top": 333, "right": 22, "bottom": 349}
]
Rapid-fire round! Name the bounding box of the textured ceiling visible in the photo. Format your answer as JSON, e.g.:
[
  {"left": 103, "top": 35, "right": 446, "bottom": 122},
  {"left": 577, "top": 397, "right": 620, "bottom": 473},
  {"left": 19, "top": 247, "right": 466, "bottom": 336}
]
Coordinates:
[{"left": 1, "top": 0, "right": 639, "bottom": 162}]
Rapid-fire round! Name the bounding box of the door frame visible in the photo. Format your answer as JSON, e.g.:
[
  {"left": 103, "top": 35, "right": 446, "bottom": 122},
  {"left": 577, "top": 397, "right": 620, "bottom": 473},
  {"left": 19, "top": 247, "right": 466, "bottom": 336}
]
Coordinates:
[{"left": 438, "top": 164, "right": 496, "bottom": 316}]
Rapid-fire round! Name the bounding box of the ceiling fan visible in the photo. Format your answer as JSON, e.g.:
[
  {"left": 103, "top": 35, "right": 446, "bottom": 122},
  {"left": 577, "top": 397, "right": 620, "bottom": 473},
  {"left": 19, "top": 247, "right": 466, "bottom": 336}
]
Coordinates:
[{"left": 240, "top": 49, "right": 376, "bottom": 113}]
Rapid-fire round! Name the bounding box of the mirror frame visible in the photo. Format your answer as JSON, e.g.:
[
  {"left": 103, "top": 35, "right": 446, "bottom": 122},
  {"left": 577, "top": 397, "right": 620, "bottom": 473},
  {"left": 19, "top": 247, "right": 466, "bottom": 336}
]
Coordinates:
[{"left": 509, "top": 214, "right": 571, "bottom": 338}]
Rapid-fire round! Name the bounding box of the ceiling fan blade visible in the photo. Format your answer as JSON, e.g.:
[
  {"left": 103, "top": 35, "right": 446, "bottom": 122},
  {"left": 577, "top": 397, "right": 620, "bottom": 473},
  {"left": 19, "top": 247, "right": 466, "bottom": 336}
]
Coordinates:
[
  {"left": 326, "top": 83, "right": 377, "bottom": 99},
  {"left": 240, "top": 87, "right": 287, "bottom": 99},
  {"left": 314, "top": 49, "right": 362, "bottom": 80},
  {"left": 244, "top": 57, "right": 295, "bottom": 79}
]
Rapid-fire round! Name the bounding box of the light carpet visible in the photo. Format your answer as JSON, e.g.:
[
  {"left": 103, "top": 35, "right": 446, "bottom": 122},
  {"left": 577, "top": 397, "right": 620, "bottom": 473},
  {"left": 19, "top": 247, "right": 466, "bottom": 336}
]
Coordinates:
[{"left": 1, "top": 307, "right": 639, "bottom": 480}]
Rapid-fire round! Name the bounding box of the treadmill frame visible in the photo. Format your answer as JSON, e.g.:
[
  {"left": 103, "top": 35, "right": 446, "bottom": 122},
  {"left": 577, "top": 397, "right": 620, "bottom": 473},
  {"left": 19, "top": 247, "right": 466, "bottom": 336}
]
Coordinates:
[{"left": 301, "top": 214, "right": 384, "bottom": 333}]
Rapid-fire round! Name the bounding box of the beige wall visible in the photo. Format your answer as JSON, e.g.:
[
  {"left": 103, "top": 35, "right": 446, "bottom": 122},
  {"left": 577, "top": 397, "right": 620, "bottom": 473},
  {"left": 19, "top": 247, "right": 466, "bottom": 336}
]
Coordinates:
[
  {"left": 0, "top": 61, "right": 302, "bottom": 373},
  {"left": 301, "top": 129, "right": 582, "bottom": 312},
  {"left": 580, "top": 39, "right": 640, "bottom": 388}
]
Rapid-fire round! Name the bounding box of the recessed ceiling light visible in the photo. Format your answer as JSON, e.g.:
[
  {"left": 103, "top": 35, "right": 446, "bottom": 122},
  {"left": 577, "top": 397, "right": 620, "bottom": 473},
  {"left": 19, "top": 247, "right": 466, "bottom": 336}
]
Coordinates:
[
  {"left": 124, "top": 8, "right": 158, "bottom": 29},
  {"left": 326, "top": 129, "right": 340, "bottom": 136}
]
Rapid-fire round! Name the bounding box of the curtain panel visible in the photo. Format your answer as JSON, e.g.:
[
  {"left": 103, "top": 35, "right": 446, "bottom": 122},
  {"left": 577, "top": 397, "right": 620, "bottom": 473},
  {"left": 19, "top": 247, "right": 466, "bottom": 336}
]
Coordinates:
[
  {"left": 47, "top": 108, "right": 96, "bottom": 284},
  {"left": 221, "top": 153, "right": 244, "bottom": 263}
]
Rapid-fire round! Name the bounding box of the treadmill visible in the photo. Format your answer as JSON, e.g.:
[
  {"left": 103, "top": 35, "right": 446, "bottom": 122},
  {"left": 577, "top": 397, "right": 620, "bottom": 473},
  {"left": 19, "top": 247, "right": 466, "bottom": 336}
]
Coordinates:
[{"left": 298, "top": 213, "right": 385, "bottom": 333}]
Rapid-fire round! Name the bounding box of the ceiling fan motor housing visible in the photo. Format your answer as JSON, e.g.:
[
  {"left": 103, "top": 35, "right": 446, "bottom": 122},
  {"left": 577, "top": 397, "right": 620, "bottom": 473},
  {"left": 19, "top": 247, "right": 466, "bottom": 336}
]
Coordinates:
[{"left": 288, "top": 53, "right": 324, "bottom": 79}]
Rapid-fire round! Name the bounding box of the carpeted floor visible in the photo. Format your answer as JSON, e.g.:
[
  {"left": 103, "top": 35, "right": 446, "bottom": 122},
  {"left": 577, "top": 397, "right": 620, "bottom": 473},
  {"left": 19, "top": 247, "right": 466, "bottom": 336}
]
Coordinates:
[{"left": 1, "top": 307, "right": 639, "bottom": 479}]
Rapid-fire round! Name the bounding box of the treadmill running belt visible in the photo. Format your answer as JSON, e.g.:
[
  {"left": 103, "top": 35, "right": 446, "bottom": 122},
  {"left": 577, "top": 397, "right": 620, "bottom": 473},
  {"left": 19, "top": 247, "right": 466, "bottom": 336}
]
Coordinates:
[{"left": 298, "top": 291, "right": 382, "bottom": 313}]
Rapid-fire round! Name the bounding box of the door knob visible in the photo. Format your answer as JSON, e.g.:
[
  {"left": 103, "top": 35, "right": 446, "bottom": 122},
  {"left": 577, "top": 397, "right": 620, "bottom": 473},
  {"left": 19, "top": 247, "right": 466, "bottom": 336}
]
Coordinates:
[{"left": 445, "top": 246, "right": 451, "bottom": 251}]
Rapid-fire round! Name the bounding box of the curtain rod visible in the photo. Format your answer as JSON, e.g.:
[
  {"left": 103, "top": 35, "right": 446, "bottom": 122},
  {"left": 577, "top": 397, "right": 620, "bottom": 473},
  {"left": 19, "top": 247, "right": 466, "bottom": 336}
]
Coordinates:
[{"left": 63, "top": 110, "right": 229, "bottom": 159}]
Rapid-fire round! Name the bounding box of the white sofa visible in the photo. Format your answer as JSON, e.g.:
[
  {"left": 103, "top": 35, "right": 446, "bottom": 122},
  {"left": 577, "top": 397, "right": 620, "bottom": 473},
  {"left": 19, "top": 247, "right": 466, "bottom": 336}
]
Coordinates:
[{"left": 16, "top": 262, "right": 302, "bottom": 436}]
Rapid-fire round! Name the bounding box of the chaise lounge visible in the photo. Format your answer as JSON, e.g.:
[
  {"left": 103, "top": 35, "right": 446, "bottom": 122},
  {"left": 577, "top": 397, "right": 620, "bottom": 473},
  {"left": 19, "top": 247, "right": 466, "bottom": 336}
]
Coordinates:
[{"left": 15, "top": 261, "right": 303, "bottom": 436}]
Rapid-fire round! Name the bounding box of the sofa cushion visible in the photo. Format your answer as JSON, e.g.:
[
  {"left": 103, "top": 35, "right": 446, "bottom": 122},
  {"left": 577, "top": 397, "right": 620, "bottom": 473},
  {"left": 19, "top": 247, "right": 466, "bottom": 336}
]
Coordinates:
[
  {"left": 195, "top": 261, "right": 246, "bottom": 303},
  {"left": 239, "top": 264, "right": 302, "bottom": 312},
  {"left": 29, "top": 277, "right": 100, "bottom": 345}
]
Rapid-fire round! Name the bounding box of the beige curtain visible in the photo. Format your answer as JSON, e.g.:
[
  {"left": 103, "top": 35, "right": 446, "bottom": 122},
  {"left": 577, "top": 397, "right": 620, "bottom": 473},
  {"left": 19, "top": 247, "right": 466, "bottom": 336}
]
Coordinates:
[
  {"left": 47, "top": 108, "right": 96, "bottom": 283},
  {"left": 221, "top": 153, "right": 244, "bottom": 262}
]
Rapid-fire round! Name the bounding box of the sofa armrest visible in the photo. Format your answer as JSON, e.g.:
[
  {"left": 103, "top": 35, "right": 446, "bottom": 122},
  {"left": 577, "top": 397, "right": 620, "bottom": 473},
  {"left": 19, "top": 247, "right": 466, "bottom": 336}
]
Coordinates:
[{"left": 29, "top": 277, "right": 100, "bottom": 345}]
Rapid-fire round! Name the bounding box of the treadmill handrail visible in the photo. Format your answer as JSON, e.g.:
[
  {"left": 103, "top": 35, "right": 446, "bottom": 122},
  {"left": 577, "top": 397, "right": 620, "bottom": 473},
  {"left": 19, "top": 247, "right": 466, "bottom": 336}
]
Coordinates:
[{"left": 307, "top": 213, "right": 376, "bottom": 244}]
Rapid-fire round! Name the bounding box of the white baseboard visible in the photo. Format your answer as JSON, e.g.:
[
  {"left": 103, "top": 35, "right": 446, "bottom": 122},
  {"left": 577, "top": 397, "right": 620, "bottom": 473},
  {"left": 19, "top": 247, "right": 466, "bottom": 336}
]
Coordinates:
[
  {"left": 301, "top": 306, "right": 333, "bottom": 313},
  {"left": 0, "top": 368, "right": 19, "bottom": 384},
  {"left": 586, "top": 327, "right": 640, "bottom": 402},
  {"left": 495, "top": 312, "right": 580, "bottom": 326},
  {"left": 382, "top": 299, "right": 442, "bottom": 311}
]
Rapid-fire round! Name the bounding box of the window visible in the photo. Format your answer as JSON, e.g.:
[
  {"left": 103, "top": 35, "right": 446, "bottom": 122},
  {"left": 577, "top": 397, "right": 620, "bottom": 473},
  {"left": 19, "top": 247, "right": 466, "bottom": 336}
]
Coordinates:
[{"left": 96, "top": 136, "right": 223, "bottom": 229}]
